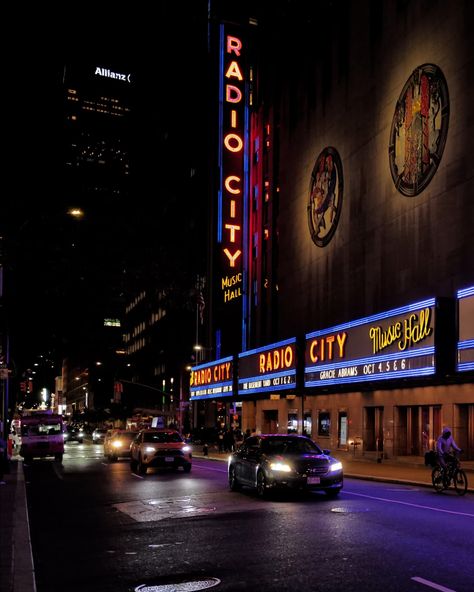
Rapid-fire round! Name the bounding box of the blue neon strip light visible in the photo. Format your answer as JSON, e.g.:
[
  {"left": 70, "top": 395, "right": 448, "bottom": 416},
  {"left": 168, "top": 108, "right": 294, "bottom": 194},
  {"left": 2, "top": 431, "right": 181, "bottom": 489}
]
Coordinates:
[
  {"left": 458, "top": 362, "right": 474, "bottom": 372},
  {"left": 305, "top": 367, "right": 435, "bottom": 387},
  {"left": 305, "top": 298, "right": 436, "bottom": 339},
  {"left": 239, "top": 381, "right": 295, "bottom": 395},
  {"left": 457, "top": 285, "right": 474, "bottom": 299},
  {"left": 458, "top": 339, "right": 474, "bottom": 350},
  {"left": 190, "top": 390, "right": 234, "bottom": 401},
  {"left": 238, "top": 337, "right": 296, "bottom": 358},
  {"left": 305, "top": 346, "right": 434, "bottom": 374},
  {"left": 191, "top": 355, "right": 233, "bottom": 372}
]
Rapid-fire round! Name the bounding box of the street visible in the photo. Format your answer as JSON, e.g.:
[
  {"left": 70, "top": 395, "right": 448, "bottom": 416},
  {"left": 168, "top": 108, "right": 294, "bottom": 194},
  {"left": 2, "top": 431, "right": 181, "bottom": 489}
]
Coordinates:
[{"left": 24, "top": 442, "right": 474, "bottom": 592}]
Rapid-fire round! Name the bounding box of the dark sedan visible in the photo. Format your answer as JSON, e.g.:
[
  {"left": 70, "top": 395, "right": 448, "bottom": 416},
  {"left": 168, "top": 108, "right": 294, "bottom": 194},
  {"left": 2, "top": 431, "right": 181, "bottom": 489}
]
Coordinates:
[{"left": 228, "top": 434, "right": 343, "bottom": 497}]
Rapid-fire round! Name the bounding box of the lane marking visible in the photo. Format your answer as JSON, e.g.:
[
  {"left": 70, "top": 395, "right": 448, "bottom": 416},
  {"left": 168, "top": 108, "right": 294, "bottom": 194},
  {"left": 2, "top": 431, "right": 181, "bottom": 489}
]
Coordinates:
[
  {"left": 131, "top": 472, "right": 145, "bottom": 480},
  {"left": 192, "top": 462, "right": 228, "bottom": 473},
  {"left": 345, "top": 490, "right": 474, "bottom": 517},
  {"left": 411, "top": 576, "right": 456, "bottom": 592}
]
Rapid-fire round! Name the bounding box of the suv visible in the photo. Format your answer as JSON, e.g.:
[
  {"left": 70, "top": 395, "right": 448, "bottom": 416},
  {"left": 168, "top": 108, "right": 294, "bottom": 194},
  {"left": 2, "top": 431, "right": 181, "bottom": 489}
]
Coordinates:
[{"left": 130, "top": 429, "right": 192, "bottom": 475}]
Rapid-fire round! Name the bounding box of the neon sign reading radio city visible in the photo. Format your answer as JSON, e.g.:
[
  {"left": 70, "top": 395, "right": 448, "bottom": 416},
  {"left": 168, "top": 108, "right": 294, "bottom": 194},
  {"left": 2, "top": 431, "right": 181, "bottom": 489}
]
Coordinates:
[
  {"left": 220, "top": 33, "right": 245, "bottom": 304},
  {"left": 190, "top": 361, "right": 231, "bottom": 387}
]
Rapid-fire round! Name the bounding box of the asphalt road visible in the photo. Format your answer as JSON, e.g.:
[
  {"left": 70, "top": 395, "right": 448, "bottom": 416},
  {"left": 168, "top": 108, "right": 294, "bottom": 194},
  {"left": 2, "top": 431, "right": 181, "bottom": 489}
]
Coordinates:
[{"left": 24, "top": 442, "right": 474, "bottom": 592}]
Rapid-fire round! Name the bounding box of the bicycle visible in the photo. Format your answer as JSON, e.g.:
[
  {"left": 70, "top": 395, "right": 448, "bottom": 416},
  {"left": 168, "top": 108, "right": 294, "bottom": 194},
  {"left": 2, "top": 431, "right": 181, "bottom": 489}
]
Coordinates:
[{"left": 431, "top": 453, "right": 468, "bottom": 496}]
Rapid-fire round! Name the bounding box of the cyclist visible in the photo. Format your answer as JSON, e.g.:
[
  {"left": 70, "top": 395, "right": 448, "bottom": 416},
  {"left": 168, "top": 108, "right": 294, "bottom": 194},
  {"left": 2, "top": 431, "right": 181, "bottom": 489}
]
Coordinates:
[{"left": 436, "top": 427, "right": 462, "bottom": 470}]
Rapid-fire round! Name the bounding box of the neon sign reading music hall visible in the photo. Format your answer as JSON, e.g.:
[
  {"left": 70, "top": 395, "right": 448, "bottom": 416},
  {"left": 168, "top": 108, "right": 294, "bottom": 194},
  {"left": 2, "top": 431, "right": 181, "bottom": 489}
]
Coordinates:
[
  {"left": 305, "top": 298, "right": 437, "bottom": 387},
  {"left": 218, "top": 28, "right": 246, "bottom": 304}
]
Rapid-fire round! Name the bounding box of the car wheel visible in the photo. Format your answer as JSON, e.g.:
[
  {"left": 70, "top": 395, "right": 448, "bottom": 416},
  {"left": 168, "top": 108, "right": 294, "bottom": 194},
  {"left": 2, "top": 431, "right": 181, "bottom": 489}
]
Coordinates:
[
  {"left": 55, "top": 453, "right": 63, "bottom": 463},
  {"left": 256, "top": 469, "right": 267, "bottom": 498},
  {"left": 109, "top": 455, "right": 117, "bottom": 463},
  {"left": 183, "top": 463, "right": 192, "bottom": 473},
  {"left": 130, "top": 459, "right": 138, "bottom": 472},
  {"left": 78, "top": 439, "right": 83, "bottom": 444},
  {"left": 138, "top": 455, "right": 147, "bottom": 475},
  {"left": 229, "top": 466, "right": 241, "bottom": 491}
]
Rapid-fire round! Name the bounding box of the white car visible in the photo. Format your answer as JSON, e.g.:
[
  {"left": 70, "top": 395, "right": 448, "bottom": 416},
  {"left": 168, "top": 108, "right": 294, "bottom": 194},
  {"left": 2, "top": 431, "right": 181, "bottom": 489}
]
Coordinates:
[{"left": 130, "top": 429, "right": 192, "bottom": 475}]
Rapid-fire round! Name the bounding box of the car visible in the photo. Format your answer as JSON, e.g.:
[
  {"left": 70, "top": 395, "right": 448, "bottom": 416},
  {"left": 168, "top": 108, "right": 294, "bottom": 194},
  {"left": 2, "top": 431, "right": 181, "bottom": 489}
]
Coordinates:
[
  {"left": 228, "top": 433, "right": 343, "bottom": 498},
  {"left": 92, "top": 428, "right": 108, "bottom": 444},
  {"left": 64, "top": 425, "right": 85, "bottom": 444},
  {"left": 130, "top": 429, "right": 192, "bottom": 475},
  {"left": 104, "top": 430, "right": 137, "bottom": 462}
]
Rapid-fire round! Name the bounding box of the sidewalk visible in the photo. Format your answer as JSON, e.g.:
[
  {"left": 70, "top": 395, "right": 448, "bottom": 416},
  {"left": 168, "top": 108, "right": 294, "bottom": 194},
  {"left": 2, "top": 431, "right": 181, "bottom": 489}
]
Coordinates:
[
  {"left": 194, "top": 445, "right": 474, "bottom": 491},
  {"left": 0, "top": 458, "right": 36, "bottom": 592},
  {"left": 0, "top": 452, "right": 472, "bottom": 592}
]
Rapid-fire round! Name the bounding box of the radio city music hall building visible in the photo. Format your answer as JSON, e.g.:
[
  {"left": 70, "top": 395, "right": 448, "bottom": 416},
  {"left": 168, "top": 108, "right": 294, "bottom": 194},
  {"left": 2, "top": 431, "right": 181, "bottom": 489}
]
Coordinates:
[{"left": 191, "top": 1, "right": 474, "bottom": 460}]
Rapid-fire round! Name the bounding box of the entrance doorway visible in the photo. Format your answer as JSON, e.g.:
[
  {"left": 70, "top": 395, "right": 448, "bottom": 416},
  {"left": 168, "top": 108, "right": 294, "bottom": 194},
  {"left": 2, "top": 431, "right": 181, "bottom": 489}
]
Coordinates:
[
  {"left": 262, "top": 409, "right": 278, "bottom": 434},
  {"left": 396, "top": 405, "right": 441, "bottom": 457},
  {"left": 364, "top": 407, "right": 384, "bottom": 453}
]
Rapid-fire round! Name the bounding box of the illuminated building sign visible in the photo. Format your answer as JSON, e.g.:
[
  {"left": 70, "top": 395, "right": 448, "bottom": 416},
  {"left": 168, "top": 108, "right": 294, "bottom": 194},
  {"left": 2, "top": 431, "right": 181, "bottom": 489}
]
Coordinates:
[
  {"left": 95, "top": 66, "right": 132, "bottom": 83},
  {"left": 457, "top": 286, "right": 474, "bottom": 372},
  {"left": 189, "top": 356, "right": 234, "bottom": 400},
  {"left": 305, "top": 298, "right": 436, "bottom": 387},
  {"left": 238, "top": 338, "right": 297, "bottom": 395},
  {"left": 217, "top": 27, "right": 246, "bottom": 305}
]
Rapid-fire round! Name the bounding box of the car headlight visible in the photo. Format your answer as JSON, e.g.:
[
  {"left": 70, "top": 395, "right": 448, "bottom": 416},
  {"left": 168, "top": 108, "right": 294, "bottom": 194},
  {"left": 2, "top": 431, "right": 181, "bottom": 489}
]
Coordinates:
[
  {"left": 182, "top": 446, "right": 191, "bottom": 452},
  {"left": 78, "top": 431, "right": 84, "bottom": 437},
  {"left": 329, "top": 461, "right": 343, "bottom": 472},
  {"left": 145, "top": 446, "right": 156, "bottom": 453},
  {"left": 269, "top": 462, "right": 292, "bottom": 472},
  {"left": 112, "top": 440, "right": 122, "bottom": 448}
]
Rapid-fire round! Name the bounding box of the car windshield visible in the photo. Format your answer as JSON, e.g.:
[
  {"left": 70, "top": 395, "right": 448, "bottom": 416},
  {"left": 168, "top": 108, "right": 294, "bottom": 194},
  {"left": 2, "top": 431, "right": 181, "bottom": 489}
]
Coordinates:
[
  {"left": 261, "top": 438, "right": 322, "bottom": 455},
  {"left": 143, "top": 432, "right": 183, "bottom": 444},
  {"left": 21, "top": 422, "right": 63, "bottom": 436}
]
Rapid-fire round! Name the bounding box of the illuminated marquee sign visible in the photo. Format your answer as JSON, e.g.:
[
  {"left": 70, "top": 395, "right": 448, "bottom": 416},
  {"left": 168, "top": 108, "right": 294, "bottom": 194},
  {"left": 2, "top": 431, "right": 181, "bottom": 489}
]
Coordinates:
[
  {"left": 305, "top": 298, "right": 436, "bottom": 387},
  {"left": 457, "top": 285, "right": 474, "bottom": 372},
  {"left": 238, "top": 338, "right": 297, "bottom": 395},
  {"left": 218, "top": 27, "right": 246, "bottom": 305},
  {"left": 189, "top": 357, "right": 234, "bottom": 400}
]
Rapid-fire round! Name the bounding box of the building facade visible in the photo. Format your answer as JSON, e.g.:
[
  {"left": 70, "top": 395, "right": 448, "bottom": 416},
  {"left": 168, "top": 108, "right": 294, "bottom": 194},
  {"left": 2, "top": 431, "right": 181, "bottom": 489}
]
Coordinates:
[{"left": 193, "top": 0, "right": 474, "bottom": 459}]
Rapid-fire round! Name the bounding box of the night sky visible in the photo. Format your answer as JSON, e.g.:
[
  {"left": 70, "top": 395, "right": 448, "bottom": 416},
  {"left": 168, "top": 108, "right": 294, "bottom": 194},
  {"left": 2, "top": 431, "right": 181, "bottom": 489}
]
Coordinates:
[{"left": 5, "top": 2, "right": 210, "bottom": 372}]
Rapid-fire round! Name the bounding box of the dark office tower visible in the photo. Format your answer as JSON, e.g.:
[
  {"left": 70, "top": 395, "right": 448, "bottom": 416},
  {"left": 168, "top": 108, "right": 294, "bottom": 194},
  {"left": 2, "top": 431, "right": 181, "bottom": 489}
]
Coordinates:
[{"left": 62, "top": 62, "right": 134, "bottom": 211}]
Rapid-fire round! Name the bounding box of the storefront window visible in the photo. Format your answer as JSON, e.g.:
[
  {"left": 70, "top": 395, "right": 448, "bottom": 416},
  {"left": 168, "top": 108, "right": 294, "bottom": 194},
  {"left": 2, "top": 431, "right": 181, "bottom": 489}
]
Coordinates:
[{"left": 318, "top": 412, "right": 330, "bottom": 437}]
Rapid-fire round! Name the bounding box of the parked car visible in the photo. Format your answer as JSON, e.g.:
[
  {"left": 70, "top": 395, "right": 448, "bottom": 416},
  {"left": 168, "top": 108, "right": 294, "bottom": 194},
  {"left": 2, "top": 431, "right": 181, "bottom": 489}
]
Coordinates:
[
  {"left": 104, "top": 430, "right": 137, "bottom": 462},
  {"left": 64, "top": 425, "right": 85, "bottom": 444},
  {"left": 130, "top": 429, "right": 192, "bottom": 475},
  {"left": 92, "top": 428, "right": 108, "bottom": 444},
  {"left": 228, "top": 433, "right": 343, "bottom": 497}
]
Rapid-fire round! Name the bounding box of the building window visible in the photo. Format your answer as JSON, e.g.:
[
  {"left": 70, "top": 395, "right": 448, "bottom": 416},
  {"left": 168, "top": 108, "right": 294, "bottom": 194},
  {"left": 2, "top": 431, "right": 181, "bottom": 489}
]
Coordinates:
[{"left": 318, "top": 412, "right": 330, "bottom": 437}]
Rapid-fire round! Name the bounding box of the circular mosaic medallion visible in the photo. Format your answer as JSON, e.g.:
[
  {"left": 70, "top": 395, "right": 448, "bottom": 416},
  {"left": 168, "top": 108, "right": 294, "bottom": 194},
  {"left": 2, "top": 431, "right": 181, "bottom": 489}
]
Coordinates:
[
  {"left": 307, "top": 147, "right": 343, "bottom": 247},
  {"left": 389, "top": 64, "right": 449, "bottom": 196}
]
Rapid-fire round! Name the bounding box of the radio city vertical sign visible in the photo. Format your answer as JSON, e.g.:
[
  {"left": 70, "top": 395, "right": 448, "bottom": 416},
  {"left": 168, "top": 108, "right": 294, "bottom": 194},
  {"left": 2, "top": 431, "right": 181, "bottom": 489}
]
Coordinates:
[
  {"left": 457, "top": 285, "right": 474, "bottom": 372},
  {"left": 217, "top": 26, "right": 247, "bottom": 306},
  {"left": 189, "top": 357, "right": 234, "bottom": 400},
  {"left": 305, "top": 298, "right": 437, "bottom": 387},
  {"left": 238, "top": 338, "right": 297, "bottom": 395}
]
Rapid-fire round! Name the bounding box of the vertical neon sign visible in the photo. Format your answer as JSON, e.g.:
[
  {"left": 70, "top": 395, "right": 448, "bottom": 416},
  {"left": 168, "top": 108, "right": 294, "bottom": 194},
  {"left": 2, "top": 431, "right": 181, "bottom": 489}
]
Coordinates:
[{"left": 218, "top": 26, "right": 245, "bottom": 306}]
